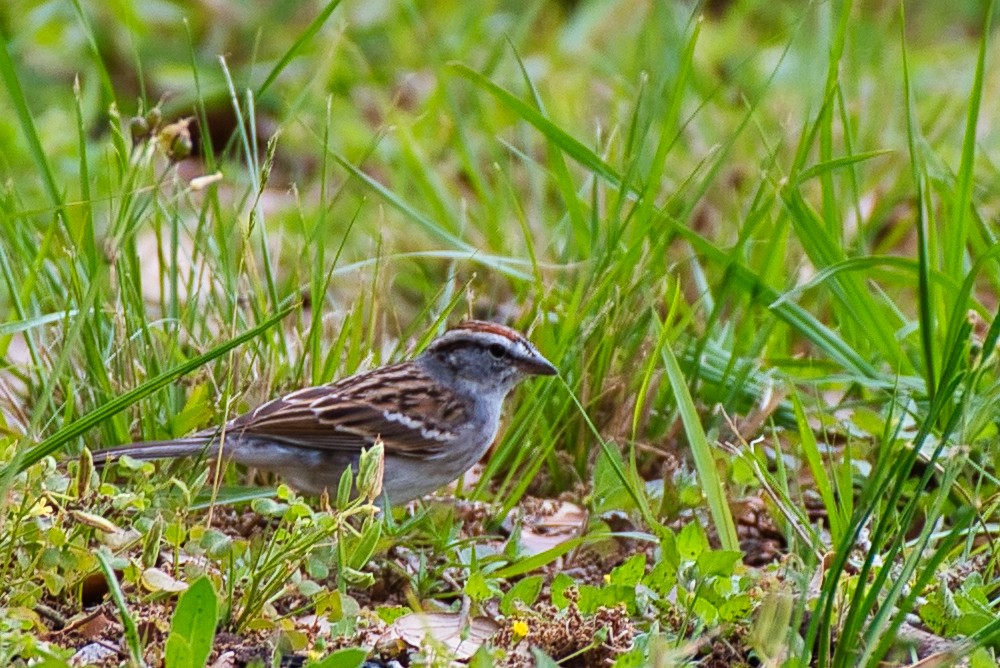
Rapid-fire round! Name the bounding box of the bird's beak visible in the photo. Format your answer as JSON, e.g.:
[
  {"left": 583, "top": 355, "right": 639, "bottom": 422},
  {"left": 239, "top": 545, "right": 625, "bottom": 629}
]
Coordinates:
[{"left": 519, "top": 353, "right": 558, "bottom": 377}]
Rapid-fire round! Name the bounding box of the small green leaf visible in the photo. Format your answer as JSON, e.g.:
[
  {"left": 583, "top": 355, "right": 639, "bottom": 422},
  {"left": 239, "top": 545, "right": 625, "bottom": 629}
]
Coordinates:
[
  {"left": 696, "top": 550, "right": 742, "bottom": 577},
  {"left": 501, "top": 575, "right": 543, "bottom": 615},
  {"left": 468, "top": 646, "right": 496, "bottom": 668},
  {"left": 529, "top": 648, "right": 561, "bottom": 668},
  {"left": 613, "top": 646, "right": 648, "bottom": 668},
  {"left": 677, "top": 522, "right": 708, "bottom": 561},
  {"left": 141, "top": 518, "right": 164, "bottom": 568},
  {"left": 719, "top": 594, "right": 753, "bottom": 622},
  {"left": 551, "top": 573, "right": 575, "bottom": 609},
  {"left": 375, "top": 606, "right": 410, "bottom": 625},
  {"left": 250, "top": 498, "right": 285, "bottom": 516},
  {"left": 306, "top": 553, "right": 330, "bottom": 580},
  {"left": 692, "top": 597, "right": 720, "bottom": 625},
  {"left": 340, "top": 567, "right": 375, "bottom": 587},
  {"left": 919, "top": 598, "right": 947, "bottom": 635},
  {"left": 170, "top": 384, "right": 213, "bottom": 437},
  {"left": 298, "top": 580, "right": 322, "bottom": 597},
  {"left": 164, "top": 636, "right": 193, "bottom": 668},
  {"left": 970, "top": 648, "right": 996, "bottom": 668},
  {"left": 657, "top": 528, "right": 679, "bottom": 568},
  {"left": 591, "top": 445, "right": 635, "bottom": 513},
  {"left": 465, "top": 571, "right": 493, "bottom": 602},
  {"left": 320, "top": 591, "right": 360, "bottom": 622},
  {"left": 578, "top": 584, "right": 635, "bottom": 614},
  {"left": 643, "top": 560, "right": 677, "bottom": 597},
  {"left": 165, "top": 576, "right": 218, "bottom": 668},
  {"left": 199, "top": 529, "right": 233, "bottom": 559},
  {"left": 336, "top": 466, "right": 353, "bottom": 509},
  {"left": 305, "top": 646, "right": 368, "bottom": 668},
  {"left": 346, "top": 521, "right": 381, "bottom": 571},
  {"left": 610, "top": 554, "right": 645, "bottom": 586}
]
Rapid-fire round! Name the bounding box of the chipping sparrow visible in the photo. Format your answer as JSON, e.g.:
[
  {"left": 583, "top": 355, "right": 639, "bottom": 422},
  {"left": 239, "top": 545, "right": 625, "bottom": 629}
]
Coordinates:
[{"left": 93, "top": 321, "right": 557, "bottom": 505}]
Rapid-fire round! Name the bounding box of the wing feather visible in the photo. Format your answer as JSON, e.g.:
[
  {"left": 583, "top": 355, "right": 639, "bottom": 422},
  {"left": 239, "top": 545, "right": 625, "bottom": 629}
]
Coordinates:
[{"left": 222, "top": 362, "right": 468, "bottom": 458}]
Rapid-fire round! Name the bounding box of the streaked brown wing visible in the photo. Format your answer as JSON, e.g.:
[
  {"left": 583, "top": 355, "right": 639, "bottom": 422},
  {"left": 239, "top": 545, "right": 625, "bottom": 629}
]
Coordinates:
[{"left": 223, "top": 363, "right": 468, "bottom": 459}]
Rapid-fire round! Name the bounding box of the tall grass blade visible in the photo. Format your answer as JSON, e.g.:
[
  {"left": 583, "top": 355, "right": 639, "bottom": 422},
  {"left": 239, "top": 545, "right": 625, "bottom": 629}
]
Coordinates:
[
  {"left": 656, "top": 313, "right": 739, "bottom": 551},
  {"left": 0, "top": 304, "right": 295, "bottom": 479}
]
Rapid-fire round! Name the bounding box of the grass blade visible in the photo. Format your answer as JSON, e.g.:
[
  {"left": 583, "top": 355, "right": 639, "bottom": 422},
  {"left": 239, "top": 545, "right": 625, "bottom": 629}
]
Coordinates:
[
  {"left": 0, "top": 303, "right": 295, "bottom": 479},
  {"left": 656, "top": 313, "right": 739, "bottom": 552}
]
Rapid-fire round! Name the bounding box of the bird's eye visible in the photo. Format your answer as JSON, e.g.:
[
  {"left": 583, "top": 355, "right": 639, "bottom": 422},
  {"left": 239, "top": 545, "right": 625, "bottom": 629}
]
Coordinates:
[{"left": 488, "top": 343, "right": 506, "bottom": 359}]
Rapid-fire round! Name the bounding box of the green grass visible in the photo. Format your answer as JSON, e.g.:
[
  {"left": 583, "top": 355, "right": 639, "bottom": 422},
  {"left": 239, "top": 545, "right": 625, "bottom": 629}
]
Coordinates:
[{"left": 2, "top": 0, "right": 1000, "bottom": 665}]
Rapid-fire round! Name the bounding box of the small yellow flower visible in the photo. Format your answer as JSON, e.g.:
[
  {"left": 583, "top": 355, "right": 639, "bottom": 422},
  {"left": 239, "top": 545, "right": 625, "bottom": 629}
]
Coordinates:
[
  {"left": 512, "top": 620, "right": 529, "bottom": 639},
  {"left": 30, "top": 499, "right": 53, "bottom": 517},
  {"left": 603, "top": 573, "right": 612, "bottom": 584}
]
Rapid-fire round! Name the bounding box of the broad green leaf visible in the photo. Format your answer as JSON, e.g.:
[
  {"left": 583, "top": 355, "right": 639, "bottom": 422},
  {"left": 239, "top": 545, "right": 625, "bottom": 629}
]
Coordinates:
[
  {"left": 696, "top": 550, "right": 742, "bottom": 578},
  {"left": 610, "top": 554, "right": 645, "bottom": 587},
  {"left": 551, "top": 573, "right": 575, "bottom": 610},
  {"left": 305, "top": 647, "right": 368, "bottom": 668},
  {"left": 165, "top": 576, "right": 218, "bottom": 668},
  {"left": 500, "top": 575, "right": 543, "bottom": 615},
  {"left": 464, "top": 571, "right": 493, "bottom": 602},
  {"left": 578, "top": 584, "right": 636, "bottom": 615},
  {"left": 643, "top": 560, "right": 677, "bottom": 597},
  {"left": 677, "top": 522, "right": 709, "bottom": 562}
]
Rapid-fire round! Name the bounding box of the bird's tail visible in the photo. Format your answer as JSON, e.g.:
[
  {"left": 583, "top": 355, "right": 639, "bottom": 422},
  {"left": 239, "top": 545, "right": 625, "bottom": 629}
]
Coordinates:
[{"left": 91, "top": 437, "right": 221, "bottom": 466}]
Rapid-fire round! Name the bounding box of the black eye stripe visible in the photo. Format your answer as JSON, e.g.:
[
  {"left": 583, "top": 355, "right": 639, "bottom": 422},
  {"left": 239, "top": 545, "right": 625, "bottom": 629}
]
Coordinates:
[{"left": 426, "top": 328, "right": 540, "bottom": 364}]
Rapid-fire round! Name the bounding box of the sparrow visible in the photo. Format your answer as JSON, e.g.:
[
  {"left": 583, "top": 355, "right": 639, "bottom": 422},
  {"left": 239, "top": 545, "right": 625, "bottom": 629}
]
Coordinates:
[{"left": 93, "top": 321, "right": 557, "bottom": 505}]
